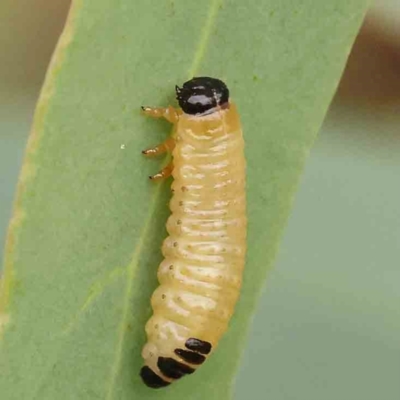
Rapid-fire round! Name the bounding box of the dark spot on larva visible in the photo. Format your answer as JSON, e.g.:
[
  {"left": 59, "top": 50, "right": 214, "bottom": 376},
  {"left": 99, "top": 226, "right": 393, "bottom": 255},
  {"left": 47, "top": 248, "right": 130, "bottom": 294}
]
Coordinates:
[
  {"left": 173, "top": 242, "right": 178, "bottom": 247},
  {"left": 140, "top": 366, "right": 170, "bottom": 389},
  {"left": 174, "top": 349, "right": 206, "bottom": 365},
  {"left": 181, "top": 186, "right": 187, "bottom": 192},
  {"left": 185, "top": 338, "right": 212, "bottom": 355},
  {"left": 177, "top": 219, "right": 182, "bottom": 225},
  {"left": 154, "top": 324, "right": 159, "bottom": 329},
  {"left": 157, "top": 357, "right": 195, "bottom": 379},
  {"left": 161, "top": 294, "right": 166, "bottom": 300},
  {"left": 179, "top": 201, "right": 184, "bottom": 206},
  {"left": 169, "top": 265, "right": 174, "bottom": 270}
]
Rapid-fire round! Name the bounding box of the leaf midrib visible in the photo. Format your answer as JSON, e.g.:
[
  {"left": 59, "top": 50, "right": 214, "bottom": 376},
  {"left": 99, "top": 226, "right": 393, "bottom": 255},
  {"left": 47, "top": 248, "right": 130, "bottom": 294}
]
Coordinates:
[{"left": 105, "top": 0, "right": 224, "bottom": 398}]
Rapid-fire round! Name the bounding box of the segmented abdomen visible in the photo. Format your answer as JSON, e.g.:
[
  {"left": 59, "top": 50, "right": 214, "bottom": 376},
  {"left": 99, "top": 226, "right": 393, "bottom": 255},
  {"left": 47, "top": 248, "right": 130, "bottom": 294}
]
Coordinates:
[{"left": 141, "top": 106, "right": 246, "bottom": 388}]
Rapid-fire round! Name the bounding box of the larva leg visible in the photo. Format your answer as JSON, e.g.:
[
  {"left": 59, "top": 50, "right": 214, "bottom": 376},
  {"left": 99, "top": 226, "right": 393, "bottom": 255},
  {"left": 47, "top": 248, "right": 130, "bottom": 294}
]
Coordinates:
[
  {"left": 141, "top": 105, "right": 179, "bottom": 124},
  {"left": 142, "top": 137, "right": 175, "bottom": 157},
  {"left": 149, "top": 162, "right": 173, "bottom": 181}
]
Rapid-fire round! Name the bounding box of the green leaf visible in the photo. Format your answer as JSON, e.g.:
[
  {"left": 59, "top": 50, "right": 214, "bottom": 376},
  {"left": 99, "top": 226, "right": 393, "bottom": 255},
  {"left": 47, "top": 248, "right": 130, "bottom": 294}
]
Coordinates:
[{"left": 0, "top": 1, "right": 369, "bottom": 398}]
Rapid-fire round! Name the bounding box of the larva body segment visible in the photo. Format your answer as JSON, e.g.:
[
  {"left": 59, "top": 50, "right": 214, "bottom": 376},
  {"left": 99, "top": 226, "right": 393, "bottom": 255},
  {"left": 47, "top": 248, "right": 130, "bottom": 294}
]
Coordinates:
[{"left": 140, "top": 77, "right": 246, "bottom": 388}]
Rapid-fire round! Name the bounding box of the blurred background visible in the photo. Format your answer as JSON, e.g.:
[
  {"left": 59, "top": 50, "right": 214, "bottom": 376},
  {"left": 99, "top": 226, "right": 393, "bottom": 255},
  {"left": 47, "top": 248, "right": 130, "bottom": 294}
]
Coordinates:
[{"left": 1, "top": 1, "right": 399, "bottom": 399}]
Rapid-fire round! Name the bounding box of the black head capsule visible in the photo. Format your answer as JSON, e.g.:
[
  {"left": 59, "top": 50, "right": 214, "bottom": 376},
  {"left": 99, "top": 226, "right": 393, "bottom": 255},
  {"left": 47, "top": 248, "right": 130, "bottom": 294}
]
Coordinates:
[{"left": 176, "top": 77, "right": 229, "bottom": 116}]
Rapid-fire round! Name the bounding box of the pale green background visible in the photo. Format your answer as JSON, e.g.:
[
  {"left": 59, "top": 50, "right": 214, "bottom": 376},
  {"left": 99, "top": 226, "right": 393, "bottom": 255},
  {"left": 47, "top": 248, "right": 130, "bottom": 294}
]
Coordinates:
[{"left": 1, "top": 2, "right": 399, "bottom": 399}]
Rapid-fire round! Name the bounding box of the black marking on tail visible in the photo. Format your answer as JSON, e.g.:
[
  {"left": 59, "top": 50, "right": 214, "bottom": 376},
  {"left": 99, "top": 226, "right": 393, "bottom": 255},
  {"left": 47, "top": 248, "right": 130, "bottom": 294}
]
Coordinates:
[
  {"left": 185, "top": 338, "right": 212, "bottom": 355},
  {"left": 157, "top": 357, "right": 195, "bottom": 379},
  {"left": 175, "top": 348, "right": 206, "bottom": 365},
  {"left": 140, "top": 366, "right": 170, "bottom": 389}
]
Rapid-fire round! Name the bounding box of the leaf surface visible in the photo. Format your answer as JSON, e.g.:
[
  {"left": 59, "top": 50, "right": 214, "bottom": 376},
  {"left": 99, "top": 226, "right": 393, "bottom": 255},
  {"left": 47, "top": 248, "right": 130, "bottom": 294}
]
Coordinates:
[{"left": 0, "top": 1, "right": 369, "bottom": 399}]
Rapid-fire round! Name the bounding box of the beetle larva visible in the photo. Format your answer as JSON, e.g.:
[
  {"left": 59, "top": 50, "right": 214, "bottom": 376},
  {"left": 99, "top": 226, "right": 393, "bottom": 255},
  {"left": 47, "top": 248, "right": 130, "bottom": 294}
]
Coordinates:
[{"left": 140, "top": 77, "right": 247, "bottom": 388}]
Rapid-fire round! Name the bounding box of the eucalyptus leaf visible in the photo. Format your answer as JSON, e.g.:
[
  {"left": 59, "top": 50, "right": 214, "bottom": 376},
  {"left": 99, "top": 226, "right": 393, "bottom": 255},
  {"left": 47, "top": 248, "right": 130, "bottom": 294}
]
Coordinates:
[{"left": 0, "top": 1, "right": 369, "bottom": 399}]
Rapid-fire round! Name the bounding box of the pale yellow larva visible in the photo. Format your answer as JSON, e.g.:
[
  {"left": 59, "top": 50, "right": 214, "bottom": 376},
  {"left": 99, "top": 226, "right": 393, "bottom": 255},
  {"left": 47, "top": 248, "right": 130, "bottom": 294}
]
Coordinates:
[{"left": 140, "top": 77, "right": 246, "bottom": 388}]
